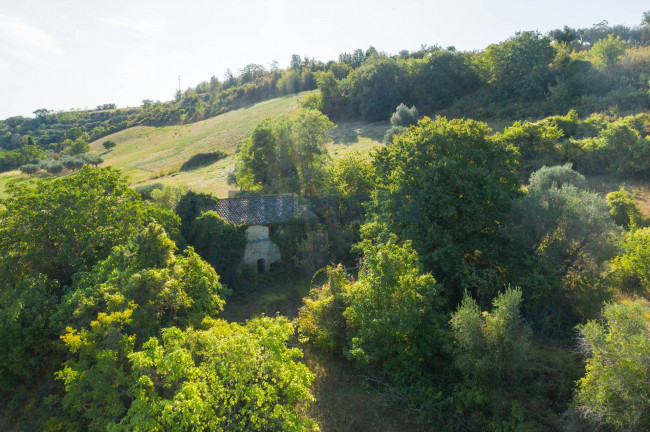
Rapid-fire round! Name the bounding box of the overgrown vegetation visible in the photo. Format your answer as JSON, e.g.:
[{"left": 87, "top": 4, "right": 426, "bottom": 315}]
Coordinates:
[{"left": 2, "top": 11, "right": 650, "bottom": 432}]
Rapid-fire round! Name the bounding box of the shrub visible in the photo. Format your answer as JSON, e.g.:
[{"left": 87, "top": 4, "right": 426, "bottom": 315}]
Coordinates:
[
  {"left": 45, "top": 162, "right": 63, "bottom": 174},
  {"left": 19, "top": 164, "right": 39, "bottom": 175},
  {"left": 134, "top": 183, "right": 164, "bottom": 200},
  {"left": 102, "top": 140, "right": 117, "bottom": 150},
  {"left": 297, "top": 265, "right": 351, "bottom": 354},
  {"left": 390, "top": 103, "right": 419, "bottom": 127},
  {"left": 575, "top": 299, "right": 650, "bottom": 431}
]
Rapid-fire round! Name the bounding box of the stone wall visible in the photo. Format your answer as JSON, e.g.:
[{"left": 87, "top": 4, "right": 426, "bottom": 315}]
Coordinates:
[{"left": 242, "top": 225, "right": 281, "bottom": 272}]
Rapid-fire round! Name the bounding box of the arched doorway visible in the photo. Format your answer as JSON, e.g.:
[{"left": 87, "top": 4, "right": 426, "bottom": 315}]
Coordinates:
[{"left": 257, "top": 258, "right": 266, "bottom": 273}]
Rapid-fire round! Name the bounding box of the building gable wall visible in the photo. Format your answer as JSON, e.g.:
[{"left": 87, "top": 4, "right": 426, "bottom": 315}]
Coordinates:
[{"left": 242, "top": 225, "right": 281, "bottom": 272}]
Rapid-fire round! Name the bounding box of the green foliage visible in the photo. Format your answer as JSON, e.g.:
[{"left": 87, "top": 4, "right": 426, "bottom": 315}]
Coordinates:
[
  {"left": 189, "top": 211, "right": 246, "bottom": 287},
  {"left": 235, "top": 108, "right": 334, "bottom": 195},
  {"left": 0, "top": 167, "right": 161, "bottom": 284},
  {"left": 19, "top": 163, "right": 39, "bottom": 174},
  {"left": 575, "top": 299, "right": 650, "bottom": 431},
  {"left": 344, "top": 239, "right": 444, "bottom": 381},
  {"left": 450, "top": 287, "right": 531, "bottom": 387},
  {"left": 506, "top": 167, "right": 620, "bottom": 325},
  {"left": 591, "top": 34, "right": 626, "bottom": 68},
  {"left": 56, "top": 223, "right": 229, "bottom": 431},
  {"left": 45, "top": 161, "right": 63, "bottom": 174},
  {"left": 610, "top": 227, "right": 650, "bottom": 296},
  {"left": 119, "top": 317, "right": 316, "bottom": 431},
  {"left": 350, "top": 56, "right": 408, "bottom": 121},
  {"left": 606, "top": 187, "right": 645, "bottom": 228},
  {"left": 299, "top": 91, "right": 323, "bottom": 112},
  {"left": 134, "top": 182, "right": 164, "bottom": 199},
  {"left": 369, "top": 116, "right": 521, "bottom": 303},
  {"left": 176, "top": 190, "right": 219, "bottom": 242},
  {"left": 150, "top": 184, "right": 188, "bottom": 211},
  {"left": 179, "top": 151, "right": 226, "bottom": 171},
  {"left": 102, "top": 140, "right": 117, "bottom": 150},
  {"left": 480, "top": 31, "right": 555, "bottom": 100},
  {"left": 501, "top": 120, "right": 564, "bottom": 177},
  {"left": 382, "top": 125, "right": 407, "bottom": 144},
  {"left": 0, "top": 273, "right": 59, "bottom": 392},
  {"left": 67, "top": 137, "right": 90, "bottom": 155},
  {"left": 527, "top": 163, "right": 586, "bottom": 191},
  {"left": 59, "top": 222, "right": 226, "bottom": 342},
  {"left": 389, "top": 103, "right": 419, "bottom": 127},
  {"left": 61, "top": 155, "right": 85, "bottom": 171},
  {"left": 297, "top": 265, "right": 351, "bottom": 354}
]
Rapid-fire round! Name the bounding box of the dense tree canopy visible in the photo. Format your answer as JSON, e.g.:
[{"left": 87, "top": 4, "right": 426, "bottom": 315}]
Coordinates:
[{"left": 368, "top": 116, "right": 521, "bottom": 302}]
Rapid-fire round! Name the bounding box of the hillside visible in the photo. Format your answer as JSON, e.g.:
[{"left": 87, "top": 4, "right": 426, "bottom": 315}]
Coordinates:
[{"left": 88, "top": 92, "right": 388, "bottom": 197}]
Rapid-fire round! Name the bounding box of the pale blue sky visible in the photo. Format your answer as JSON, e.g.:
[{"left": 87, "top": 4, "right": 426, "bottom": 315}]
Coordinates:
[{"left": 0, "top": 0, "right": 647, "bottom": 118}]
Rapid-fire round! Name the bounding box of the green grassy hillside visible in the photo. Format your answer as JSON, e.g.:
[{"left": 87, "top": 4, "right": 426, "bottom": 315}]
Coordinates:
[{"left": 88, "top": 92, "right": 388, "bottom": 197}]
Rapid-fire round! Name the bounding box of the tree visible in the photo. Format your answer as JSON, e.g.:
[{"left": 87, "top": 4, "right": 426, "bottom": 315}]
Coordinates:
[
  {"left": 19, "top": 163, "right": 39, "bottom": 174},
  {"left": 103, "top": 140, "right": 117, "bottom": 150},
  {"left": 506, "top": 166, "right": 620, "bottom": 323},
  {"left": 450, "top": 287, "right": 531, "bottom": 387},
  {"left": 389, "top": 103, "right": 419, "bottom": 127},
  {"left": 480, "top": 31, "right": 554, "bottom": 100},
  {"left": 344, "top": 239, "right": 444, "bottom": 381},
  {"left": 369, "top": 116, "right": 521, "bottom": 303},
  {"left": 527, "top": 163, "right": 586, "bottom": 191},
  {"left": 118, "top": 318, "right": 316, "bottom": 431},
  {"left": 575, "top": 299, "right": 650, "bottom": 431},
  {"left": 297, "top": 265, "right": 352, "bottom": 354},
  {"left": 235, "top": 109, "right": 333, "bottom": 195},
  {"left": 610, "top": 227, "right": 650, "bottom": 296},
  {"left": 384, "top": 103, "right": 419, "bottom": 144},
  {"left": 56, "top": 223, "right": 229, "bottom": 431},
  {"left": 45, "top": 161, "right": 63, "bottom": 174},
  {"left": 607, "top": 187, "right": 644, "bottom": 229},
  {"left": 67, "top": 137, "right": 90, "bottom": 155},
  {"left": 292, "top": 108, "right": 335, "bottom": 195},
  {"left": 591, "top": 34, "right": 626, "bottom": 69},
  {"left": 0, "top": 167, "right": 174, "bottom": 284},
  {"left": 189, "top": 211, "right": 246, "bottom": 287}
]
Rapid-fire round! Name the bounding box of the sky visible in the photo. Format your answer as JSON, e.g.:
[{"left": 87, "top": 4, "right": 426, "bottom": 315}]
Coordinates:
[{"left": 0, "top": 0, "right": 647, "bottom": 119}]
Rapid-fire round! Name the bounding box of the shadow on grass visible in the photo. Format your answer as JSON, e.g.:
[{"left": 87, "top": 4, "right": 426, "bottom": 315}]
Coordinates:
[{"left": 330, "top": 122, "right": 391, "bottom": 145}]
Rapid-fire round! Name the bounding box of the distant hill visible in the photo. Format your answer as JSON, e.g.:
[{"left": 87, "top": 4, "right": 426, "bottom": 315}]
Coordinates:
[{"left": 88, "top": 92, "right": 388, "bottom": 197}]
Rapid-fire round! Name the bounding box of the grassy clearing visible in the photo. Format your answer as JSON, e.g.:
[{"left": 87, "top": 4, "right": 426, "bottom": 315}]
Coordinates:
[
  {"left": 585, "top": 175, "right": 650, "bottom": 217},
  {"left": 89, "top": 93, "right": 388, "bottom": 197},
  {"left": 0, "top": 171, "right": 21, "bottom": 194}
]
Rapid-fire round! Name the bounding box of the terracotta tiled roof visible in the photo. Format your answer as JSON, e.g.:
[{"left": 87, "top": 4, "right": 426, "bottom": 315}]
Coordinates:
[{"left": 210, "top": 195, "right": 317, "bottom": 225}]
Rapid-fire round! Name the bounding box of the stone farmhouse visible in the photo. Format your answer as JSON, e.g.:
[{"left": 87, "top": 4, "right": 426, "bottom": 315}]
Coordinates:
[{"left": 210, "top": 195, "right": 317, "bottom": 273}]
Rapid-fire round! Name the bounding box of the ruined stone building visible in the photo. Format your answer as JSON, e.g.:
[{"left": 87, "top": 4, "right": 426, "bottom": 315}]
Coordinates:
[{"left": 210, "top": 195, "right": 317, "bottom": 273}]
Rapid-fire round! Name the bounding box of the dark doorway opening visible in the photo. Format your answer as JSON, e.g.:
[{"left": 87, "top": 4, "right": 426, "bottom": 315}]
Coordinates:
[{"left": 257, "top": 258, "right": 265, "bottom": 273}]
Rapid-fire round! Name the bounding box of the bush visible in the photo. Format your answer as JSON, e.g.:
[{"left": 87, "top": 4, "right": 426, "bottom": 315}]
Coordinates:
[
  {"left": 344, "top": 238, "right": 444, "bottom": 381},
  {"left": 383, "top": 125, "right": 407, "bottom": 144},
  {"left": 297, "top": 265, "right": 351, "bottom": 354},
  {"left": 575, "top": 299, "right": 650, "bottom": 431},
  {"left": 19, "top": 164, "right": 39, "bottom": 175},
  {"left": 390, "top": 103, "right": 419, "bottom": 127},
  {"left": 45, "top": 162, "right": 63, "bottom": 174},
  {"left": 62, "top": 156, "right": 85, "bottom": 171},
  {"left": 102, "top": 140, "right": 116, "bottom": 150},
  {"left": 179, "top": 151, "right": 227, "bottom": 171},
  {"left": 134, "top": 183, "right": 164, "bottom": 200}
]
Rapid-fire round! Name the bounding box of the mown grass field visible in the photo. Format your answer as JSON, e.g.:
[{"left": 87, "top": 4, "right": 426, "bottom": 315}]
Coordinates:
[{"left": 87, "top": 92, "right": 389, "bottom": 197}]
